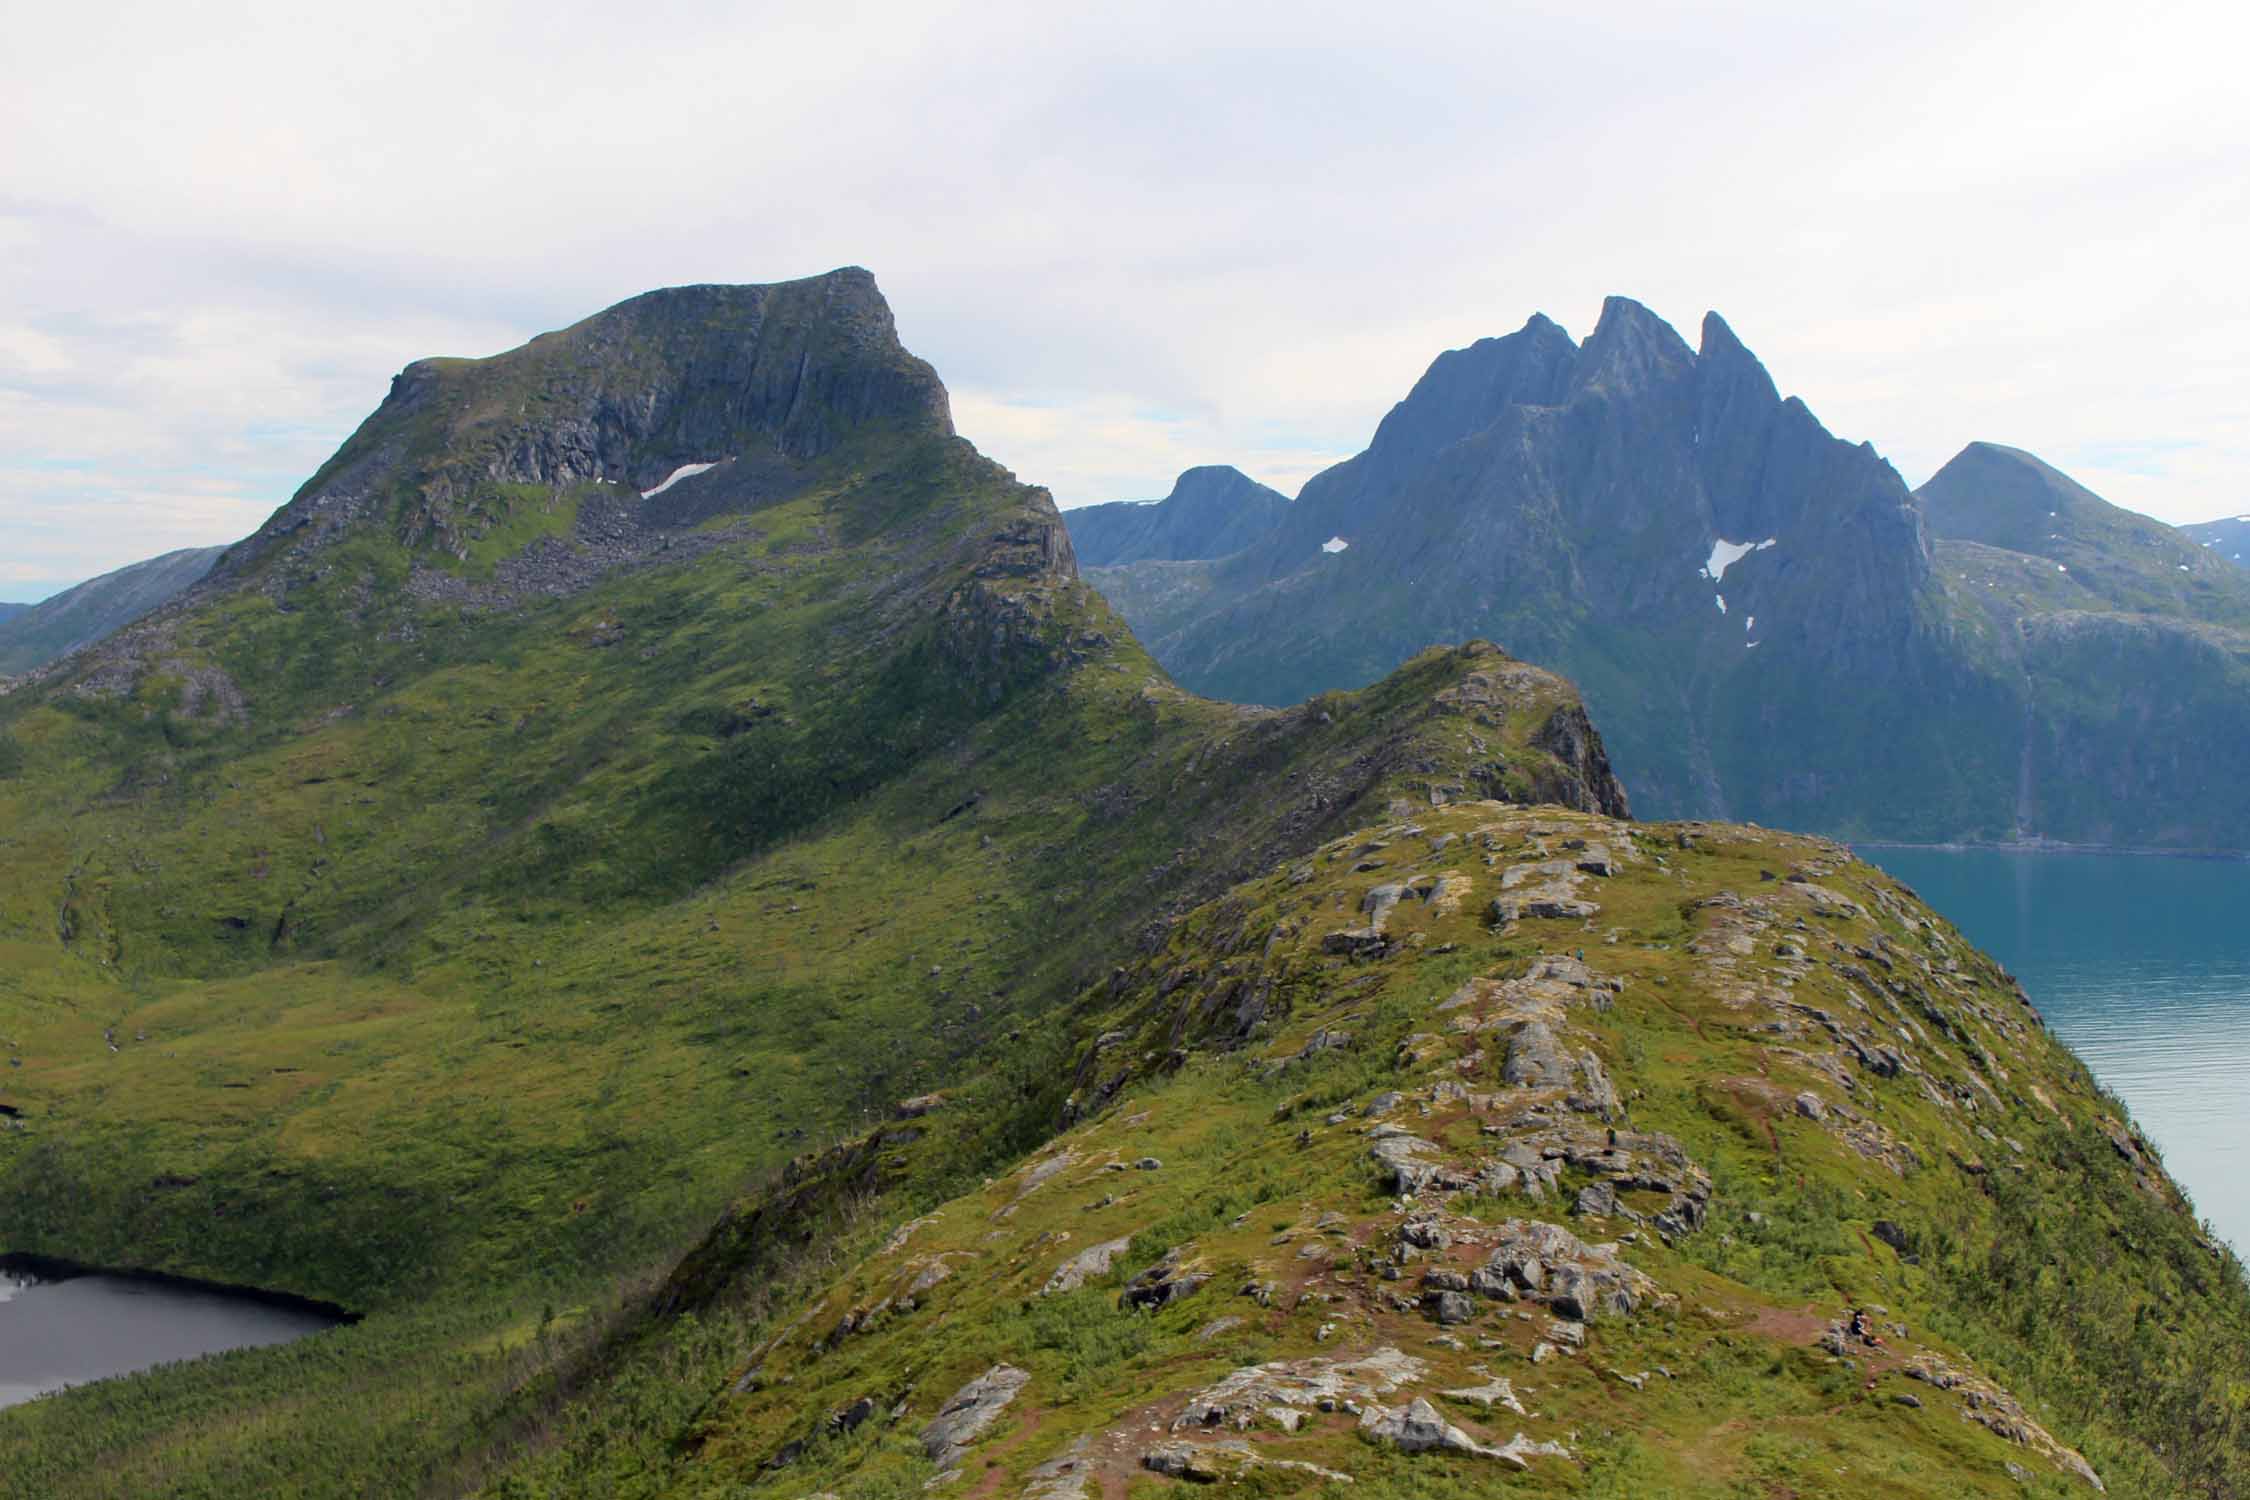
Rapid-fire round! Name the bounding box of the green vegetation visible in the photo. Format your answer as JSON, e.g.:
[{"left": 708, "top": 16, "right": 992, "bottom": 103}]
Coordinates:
[
  {"left": 0, "top": 275, "right": 1614, "bottom": 1494},
  {"left": 464, "top": 807, "right": 2250, "bottom": 1498},
  {"left": 1, "top": 275, "right": 2241, "bottom": 1499}
]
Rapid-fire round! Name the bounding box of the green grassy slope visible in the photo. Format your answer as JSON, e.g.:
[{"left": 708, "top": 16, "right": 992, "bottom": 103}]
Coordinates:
[
  {"left": 0, "top": 275, "right": 1626, "bottom": 1495},
  {"left": 478, "top": 803, "right": 2250, "bottom": 1500}
]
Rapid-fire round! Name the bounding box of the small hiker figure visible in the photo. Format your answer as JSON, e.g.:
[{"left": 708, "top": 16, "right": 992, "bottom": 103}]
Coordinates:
[{"left": 1849, "top": 1308, "right": 1883, "bottom": 1348}]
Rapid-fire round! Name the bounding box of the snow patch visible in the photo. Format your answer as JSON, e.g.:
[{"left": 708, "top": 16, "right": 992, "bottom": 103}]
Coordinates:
[
  {"left": 1702, "top": 536, "right": 1777, "bottom": 582},
  {"left": 642, "top": 461, "right": 724, "bottom": 499},
  {"left": 1715, "top": 594, "right": 1728, "bottom": 614},
  {"left": 2056, "top": 564, "right": 2068, "bottom": 573},
  {"left": 1322, "top": 536, "right": 1350, "bottom": 554},
  {"left": 1745, "top": 615, "right": 1755, "bottom": 633}
]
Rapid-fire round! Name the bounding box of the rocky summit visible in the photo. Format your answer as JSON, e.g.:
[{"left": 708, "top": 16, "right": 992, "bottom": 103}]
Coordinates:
[
  {"left": 0, "top": 273, "right": 2245, "bottom": 1500},
  {"left": 1078, "top": 301, "right": 2250, "bottom": 851}
]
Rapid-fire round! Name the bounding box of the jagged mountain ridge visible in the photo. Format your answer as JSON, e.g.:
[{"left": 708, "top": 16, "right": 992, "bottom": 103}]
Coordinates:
[
  {"left": 1085, "top": 301, "right": 2250, "bottom": 850},
  {"left": 0, "top": 545, "right": 227, "bottom": 675},
  {"left": 1062, "top": 465, "right": 1291, "bottom": 566},
  {"left": 0, "top": 271, "right": 1628, "bottom": 1493}
]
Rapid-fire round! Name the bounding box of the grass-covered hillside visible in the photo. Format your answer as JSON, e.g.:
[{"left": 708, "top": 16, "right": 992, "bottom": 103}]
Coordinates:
[
  {"left": 478, "top": 803, "right": 2250, "bottom": 1500},
  {"left": 0, "top": 272, "right": 1626, "bottom": 1496}
]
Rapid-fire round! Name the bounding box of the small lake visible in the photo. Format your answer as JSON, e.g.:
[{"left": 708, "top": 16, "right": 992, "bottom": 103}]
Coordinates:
[
  {"left": 0, "top": 1265, "right": 342, "bottom": 1409},
  {"left": 1865, "top": 846, "right": 2250, "bottom": 1252}
]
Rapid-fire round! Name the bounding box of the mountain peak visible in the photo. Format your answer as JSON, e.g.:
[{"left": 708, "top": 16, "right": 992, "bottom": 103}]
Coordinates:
[
  {"left": 1918, "top": 441, "right": 2104, "bottom": 551},
  {"left": 215, "top": 268, "right": 956, "bottom": 588},
  {"left": 1697, "top": 309, "right": 1748, "bottom": 360},
  {"left": 1571, "top": 295, "right": 1696, "bottom": 396},
  {"left": 1066, "top": 465, "right": 1291, "bottom": 566}
]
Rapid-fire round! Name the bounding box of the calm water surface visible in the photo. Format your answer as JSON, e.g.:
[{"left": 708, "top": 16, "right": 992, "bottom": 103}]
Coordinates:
[
  {"left": 0, "top": 1269, "right": 339, "bottom": 1408},
  {"left": 1866, "top": 846, "right": 2250, "bottom": 1251}
]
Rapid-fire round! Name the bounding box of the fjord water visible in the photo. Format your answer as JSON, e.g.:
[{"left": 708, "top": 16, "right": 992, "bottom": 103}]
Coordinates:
[
  {"left": 0, "top": 1270, "right": 339, "bottom": 1408},
  {"left": 1867, "top": 846, "right": 2250, "bottom": 1250}
]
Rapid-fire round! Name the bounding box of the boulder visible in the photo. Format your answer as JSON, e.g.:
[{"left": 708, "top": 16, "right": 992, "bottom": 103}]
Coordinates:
[
  {"left": 1043, "top": 1236, "right": 1133, "bottom": 1296},
  {"left": 920, "top": 1364, "right": 1030, "bottom": 1470},
  {"left": 1359, "top": 1397, "right": 1565, "bottom": 1468}
]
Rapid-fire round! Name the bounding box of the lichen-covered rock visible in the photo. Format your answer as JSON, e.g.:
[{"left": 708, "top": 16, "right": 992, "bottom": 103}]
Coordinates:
[
  {"left": 1043, "top": 1236, "right": 1133, "bottom": 1296},
  {"left": 920, "top": 1364, "right": 1030, "bottom": 1472}
]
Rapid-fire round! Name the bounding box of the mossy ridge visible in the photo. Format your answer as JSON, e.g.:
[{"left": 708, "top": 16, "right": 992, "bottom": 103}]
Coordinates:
[{"left": 480, "top": 803, "right": 2250, "bottom": 1499}]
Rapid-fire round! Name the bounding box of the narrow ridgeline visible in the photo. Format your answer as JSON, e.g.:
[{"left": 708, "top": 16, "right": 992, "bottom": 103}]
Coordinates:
[
  {"left": 0, "top": 272, "right": 1627, "bottom": 1497},
  {"left": 497, "top": 806, "right": 2250, "bottom": 1499}
]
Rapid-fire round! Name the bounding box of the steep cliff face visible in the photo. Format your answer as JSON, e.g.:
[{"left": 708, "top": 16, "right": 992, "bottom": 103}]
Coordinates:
[
  {"left": 1086, "top": 307, "right": 2250, "bottom": 849},
  {"left": 1063, "top": 466, "right": 1292, "bottom": 566},
  {"left": 212, "top": 267, "right": 954, "bottom": 585},
  {"left": 1091, "top": 299, "right": 1960, "bottom": 833}
]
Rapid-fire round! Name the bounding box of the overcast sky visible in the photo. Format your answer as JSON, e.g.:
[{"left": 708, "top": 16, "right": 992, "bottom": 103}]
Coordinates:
[{"left": 4, "top": 0, "right": 2247, "bottom": 599}]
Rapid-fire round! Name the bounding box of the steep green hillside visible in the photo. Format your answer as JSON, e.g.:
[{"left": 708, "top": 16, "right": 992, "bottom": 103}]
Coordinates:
[
  {"left": 1920, "top": 443, "right": 2250, "bottom": 625},
  {"left": 0, "top": 273, "right": 1623, "bottom": 1496},
  {"left": 469, "top": 802, "right": 2250, "bottom": 1499},
  {"left": 0, "top": 546, "right": 227, "bottom": 676}
]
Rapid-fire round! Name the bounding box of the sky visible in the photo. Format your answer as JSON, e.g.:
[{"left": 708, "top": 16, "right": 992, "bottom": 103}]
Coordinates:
[{"left": 4, "top": 0, "right": 2248, "bottom": 601}]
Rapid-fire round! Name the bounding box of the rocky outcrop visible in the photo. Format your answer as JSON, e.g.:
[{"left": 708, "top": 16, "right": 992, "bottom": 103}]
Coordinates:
[
  {"left": 1358, "top": 1397, "right": 1571, "bottom": 1469},
  {"left": 920, "top": 1364, "right": 1030, "bottom": 1474},
  {"left": 219, "top": 267, "right": 953, "bottom": 585}
]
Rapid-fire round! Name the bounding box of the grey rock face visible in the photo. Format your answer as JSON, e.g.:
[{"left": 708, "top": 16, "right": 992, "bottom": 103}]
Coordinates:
[
  {"left": 1043, "top": 1235, "right": 1134, "bottom": 1296},
  {"left": 920, "top": 1363, "right": 1030, "bottom": 1470},
  {"left": 1083, "top": 302, "right": 2250, "bottom": 850},
  {"left": 215, "top": 268, "right": 955, "bottom": 590}
]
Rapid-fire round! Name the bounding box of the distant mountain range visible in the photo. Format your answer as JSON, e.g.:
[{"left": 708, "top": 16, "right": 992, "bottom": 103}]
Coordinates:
[
  {"left": 2182, "top": 512, "right": 2250, "bottom": 566},
  {"left": 4, "top": 269, "right": 2245, "bottom": 1497},
  {"left": 1073, "top": 299, "right": 2250, "bottom": 850},
  {"left": 1063, "top": 464, "right": 1290, "bottom": 566},
  {"left": 0, "top": 545, "right": 228, "bottom": 675}
]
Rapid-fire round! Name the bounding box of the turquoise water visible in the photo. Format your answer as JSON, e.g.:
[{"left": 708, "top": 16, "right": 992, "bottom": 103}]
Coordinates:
[{"left": 1865, "top": 846, "right": 2250, "bottom": 1252}]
